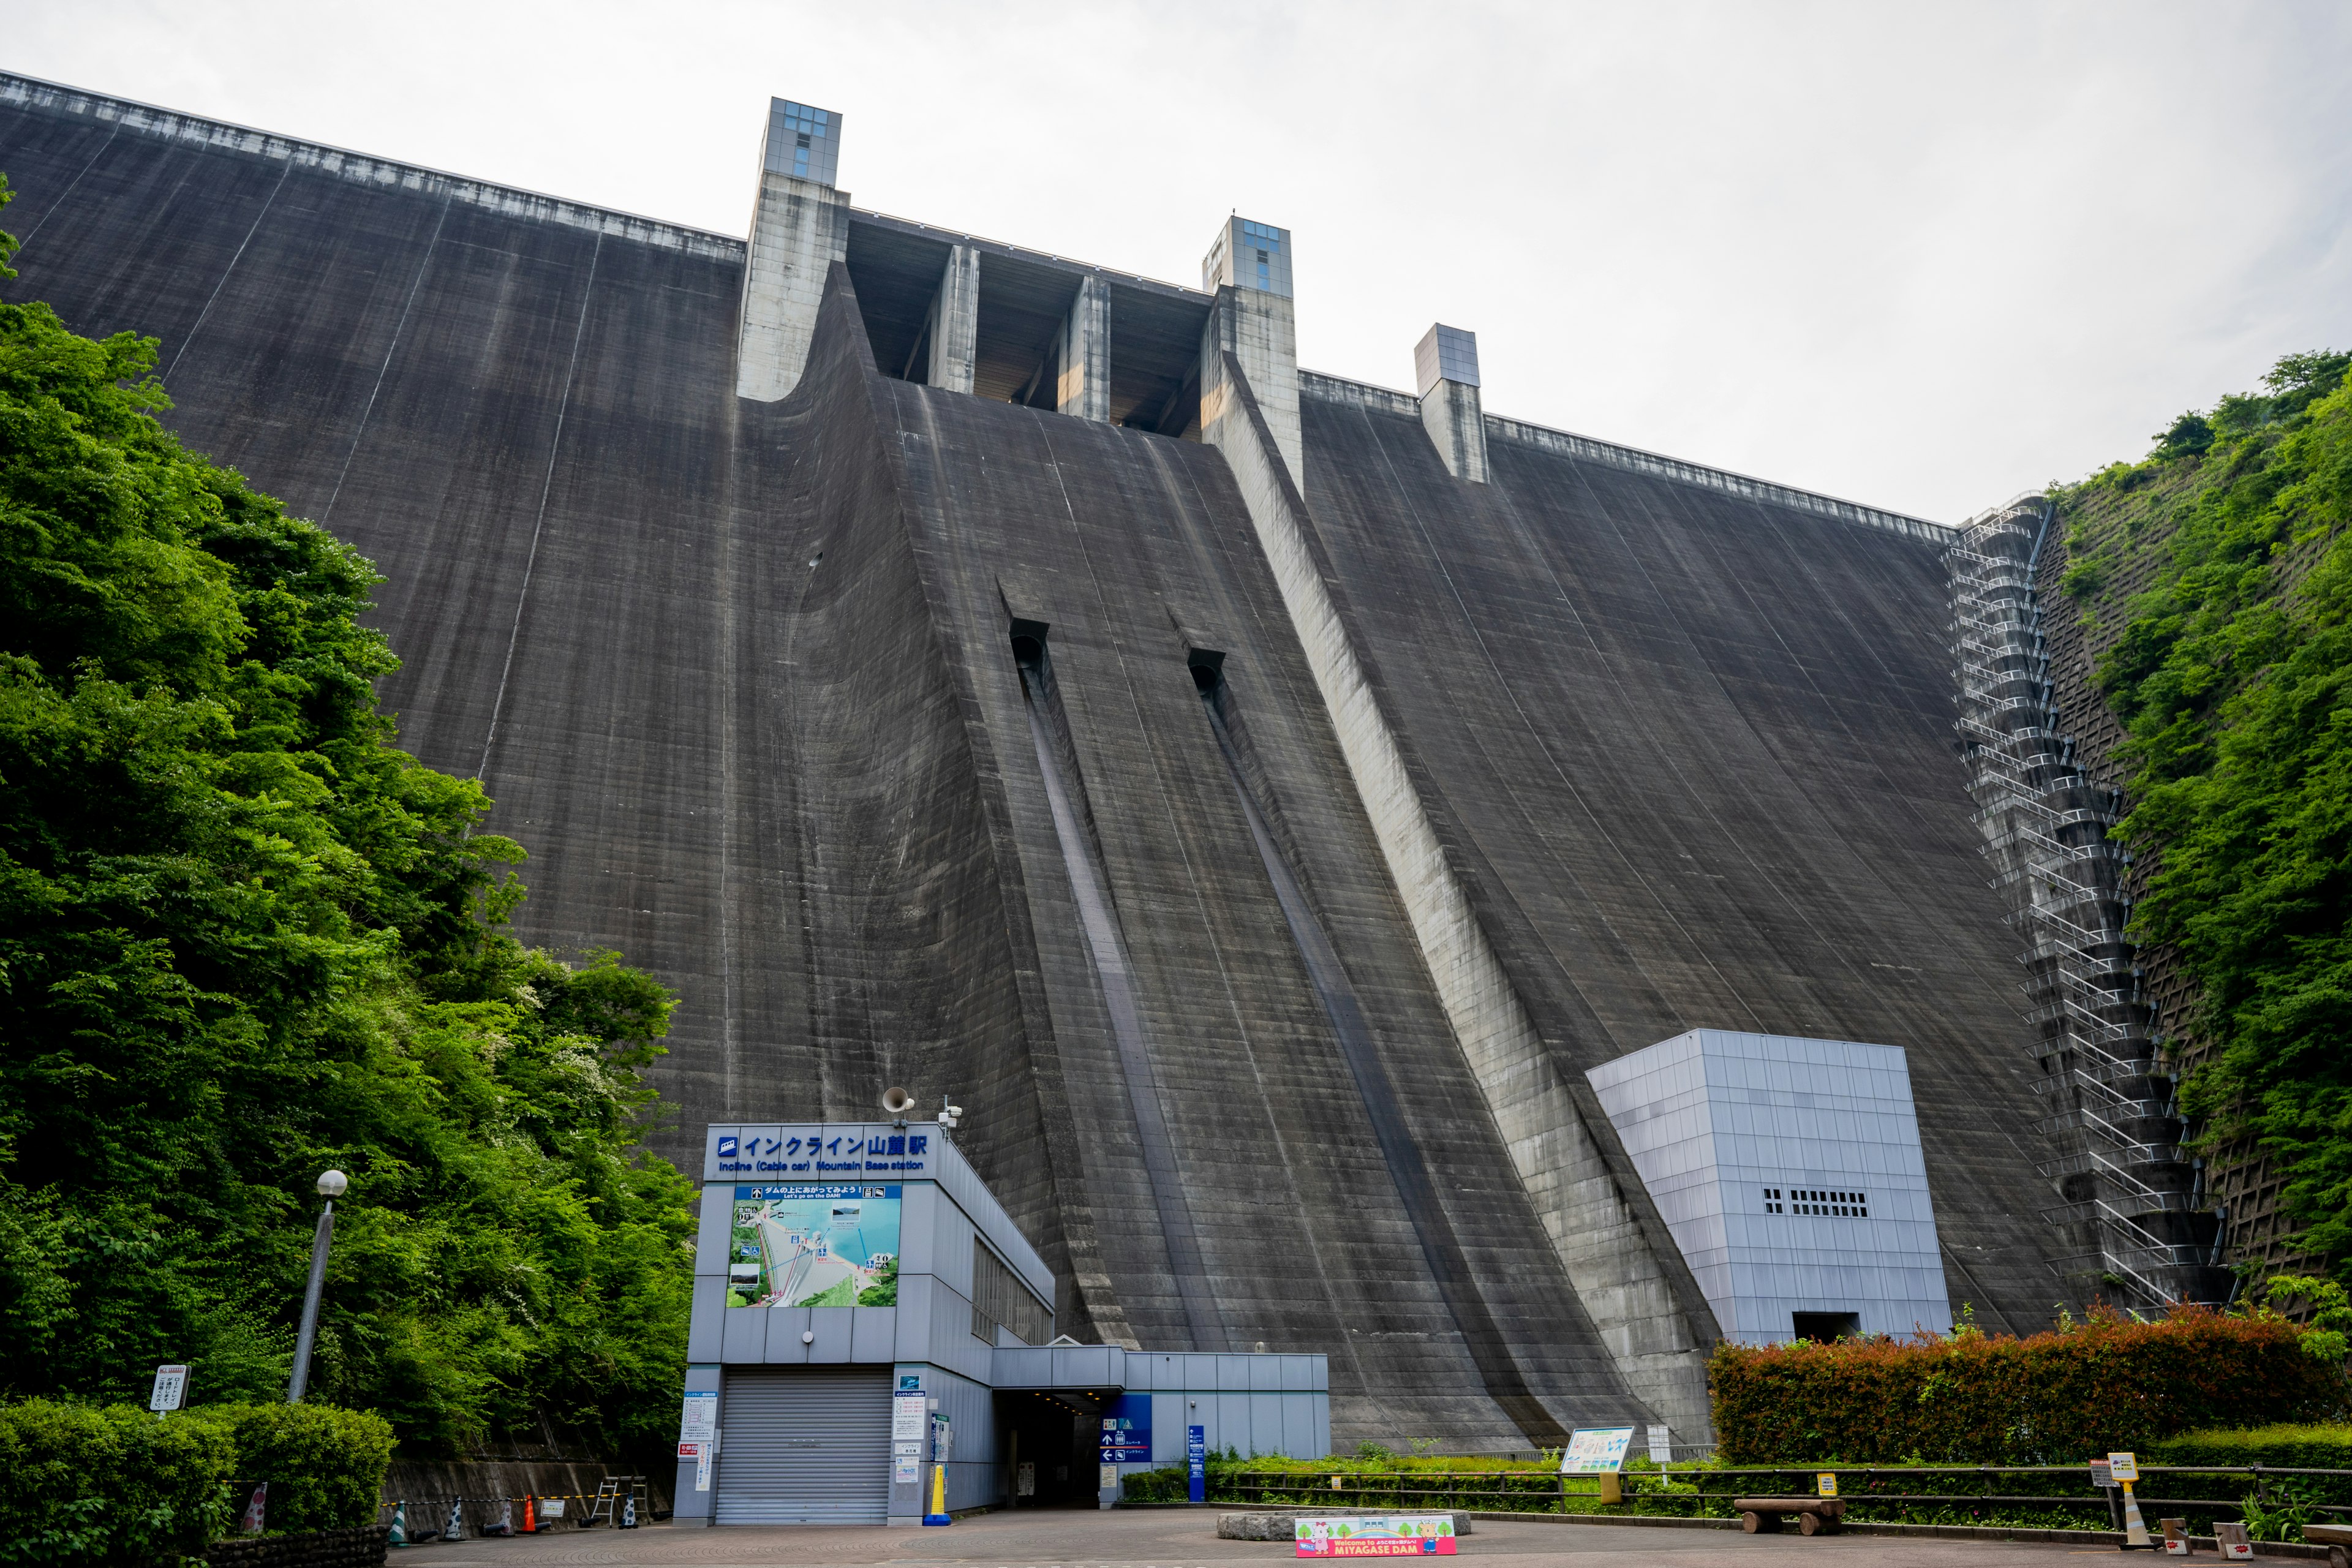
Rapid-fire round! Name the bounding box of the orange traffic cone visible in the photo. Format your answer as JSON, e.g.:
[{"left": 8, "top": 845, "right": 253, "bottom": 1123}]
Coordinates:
[{"left": 522, "top": 1495, "right": 537, "bottom": 1534}]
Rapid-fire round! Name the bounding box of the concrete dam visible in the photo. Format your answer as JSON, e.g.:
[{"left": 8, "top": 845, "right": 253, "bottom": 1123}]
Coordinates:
[{"left": 0, "top": 75, "right": 2079, "bottom": 1450}]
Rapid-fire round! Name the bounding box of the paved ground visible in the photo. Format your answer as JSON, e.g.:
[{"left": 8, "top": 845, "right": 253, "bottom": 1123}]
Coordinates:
[{"left": 407, "top": 1509, "right": 2122, "bottom": 1567}]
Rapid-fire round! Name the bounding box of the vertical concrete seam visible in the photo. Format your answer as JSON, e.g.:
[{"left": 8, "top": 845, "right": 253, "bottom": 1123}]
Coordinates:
[
  {"left": 12, "top": 120, "right": 118, "bottom": 247},
  {"left": 321, "top": 195, "right": 451, "bottom": 525},
  {"left": 478, "top": 231, "right": 602, "bottom": 780},
  {"left": 162, "top": 159, "right": 292, "bottom": 383}
]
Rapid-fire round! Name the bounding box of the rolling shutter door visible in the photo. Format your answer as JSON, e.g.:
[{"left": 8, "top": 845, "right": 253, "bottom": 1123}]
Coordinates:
[{"left": 715, "top": 1367, "right": 892, "bottom": 1524}]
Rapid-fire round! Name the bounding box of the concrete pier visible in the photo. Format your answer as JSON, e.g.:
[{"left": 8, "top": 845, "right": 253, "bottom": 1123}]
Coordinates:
[
  {"left": 1055, "top": 274, "right": 1109, "bottom": 420},
  {"left": 926, "top": 243, "right": 980, "bottom": 393},
  {"left": 1415, "top": 323, "right": 1488, "bottom": 483},
  {"left": 736, "top": 99, "right": 848, "bottom": 401},
  {"left": 1199, "top": 217, "right": 1300, "bottom": 480}
]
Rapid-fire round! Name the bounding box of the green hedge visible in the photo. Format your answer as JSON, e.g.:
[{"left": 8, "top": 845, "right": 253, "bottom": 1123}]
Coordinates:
[
  {"left": 197, "top": 1404, "right": 394, "bottom": 1534},
  {"left": 2151, "top": 1424, "right": 2352, "bottom": 1469},
  {"left": 0, "top": 1400, "right": 393, "bottom": 1565},
  {"left": 1710, "top": 1306, "right": 2348, "bottom": 1464},
  {"left": 0, "top": 1400, "right": 235, "bottom": 1564}
]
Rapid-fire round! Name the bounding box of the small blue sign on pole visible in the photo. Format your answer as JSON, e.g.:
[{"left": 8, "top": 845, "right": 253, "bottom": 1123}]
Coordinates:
[
  {"left": 1188, "top": 1424, "right": 1206, "bottom": 1504},
  {"left": 1099, "top": 1393, "right": 1153, "bottom": 1463}
]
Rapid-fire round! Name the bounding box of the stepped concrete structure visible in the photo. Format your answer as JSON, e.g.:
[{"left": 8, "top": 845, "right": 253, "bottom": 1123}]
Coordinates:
[{"left": 1, "top": 74, "right": 2084, "bottom": 1453}]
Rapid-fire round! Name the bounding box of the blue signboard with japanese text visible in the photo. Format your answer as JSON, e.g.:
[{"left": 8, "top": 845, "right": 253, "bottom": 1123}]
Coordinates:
[
  {"left": 713, "top": 1126, "right": 935, "bottom": 1178},
  {"left": 1188, "top": 1424, "right": 1206, "bottom": 1503},
  {"left": 1100, "top": 1392, "right": 1153, "bottom": 1463}
]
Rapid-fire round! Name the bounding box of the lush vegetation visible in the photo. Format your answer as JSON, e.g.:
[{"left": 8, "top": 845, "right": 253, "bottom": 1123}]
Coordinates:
[
  {"left": 0, "top": 173, "right": 695, "bottom": 1467},
  {"left": 2150, "top": 1421, "right": 2352, "bottom": 1469},
  {"left": 0, "top": 1398, "right": 392, "bottom": 1561},
  {"left": 2057, "top": 350, "right": 2352, "bottom": 1278},
  {"left": 1706, "top": 1302, "right": 2345, "bottom": 1465}
]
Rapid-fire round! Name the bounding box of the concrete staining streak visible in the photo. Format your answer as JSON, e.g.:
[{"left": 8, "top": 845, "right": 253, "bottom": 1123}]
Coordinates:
[
  {"left": 6, "top": 121, "right": 116, "bottom": 247},
  {"left": 164, "top": 161, "right": 290, "bottom": 383},
  {"left": 480, "top": 233, "right": 603, "bottom": 780},
  {"left": 1018, "top": 654, "right": 1219, "bottom": 1350},
  {"left": 320, "top": 198, "right": 453, "bottom": 525}
]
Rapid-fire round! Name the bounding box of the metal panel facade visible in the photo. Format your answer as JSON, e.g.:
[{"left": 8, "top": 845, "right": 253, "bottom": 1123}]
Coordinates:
[{"left": 1589, "top": 1030, "right": 1953, "bottom": 1344}]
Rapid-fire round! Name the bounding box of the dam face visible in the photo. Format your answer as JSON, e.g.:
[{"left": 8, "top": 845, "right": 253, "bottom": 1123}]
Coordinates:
[{"left": 0, "top": 75, "right": 2072, "bottom": 1449}]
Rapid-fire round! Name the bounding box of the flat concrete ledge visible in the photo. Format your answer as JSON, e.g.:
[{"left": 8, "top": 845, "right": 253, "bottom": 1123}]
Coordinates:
[
  {"left": 1459, "top": 1510, "right": 2330, "bottom": 1556},
  {"left": 1219, "top": 1511, "right": 1474, "bottom": 1541}
]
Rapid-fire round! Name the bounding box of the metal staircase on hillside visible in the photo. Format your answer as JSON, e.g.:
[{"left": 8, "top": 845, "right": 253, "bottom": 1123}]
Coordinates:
[{"left": 1946, "top": 496, "right": 2226, "bottom": 1309}]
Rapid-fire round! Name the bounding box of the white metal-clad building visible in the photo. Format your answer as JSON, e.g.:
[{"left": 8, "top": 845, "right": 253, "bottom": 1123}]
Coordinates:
[
  {"left": 675, "top": 1123, "right": 1330, "bottom": 1525},
  {"left": 1587, "top": 1031, "right": 1954, "bottom": 1346}
]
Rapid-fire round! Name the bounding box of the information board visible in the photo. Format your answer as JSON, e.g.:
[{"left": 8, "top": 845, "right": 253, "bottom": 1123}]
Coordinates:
[
  {"left": 1099, "top": 1392, "right": 1152, "bottom": 1463},
  {"left": 149, "top": 1364, "right": 189, "bottom": 1414},
  {"left": 679, "top": 1390, "right": 717, "bottom": 1444},
  {"left": 729, "top": 1184, "right": 900, "bottom": 1308},
  {"left": 1558, "top": 1426, "right": 1634, "bottom": 1474},
  {"left": 1294, "top": 1515, "right": 1459, "bottom": 1557}
]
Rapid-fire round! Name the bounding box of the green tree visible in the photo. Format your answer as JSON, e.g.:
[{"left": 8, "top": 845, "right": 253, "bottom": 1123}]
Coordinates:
[
  {"left": 2066, "top": 348, "right": 2352, "bottom": 1282},
  {"left": 0, "top": 172, "right": 694, "bottom": 1466}
]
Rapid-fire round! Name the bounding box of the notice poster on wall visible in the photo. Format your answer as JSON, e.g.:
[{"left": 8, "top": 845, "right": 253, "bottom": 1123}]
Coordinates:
[
  {"left": 1294, "top": 1517, "right": 1458, "bottom": 1557},
  {"left": 729, "top": 1185, "right": 900, "bottom": 1308}
]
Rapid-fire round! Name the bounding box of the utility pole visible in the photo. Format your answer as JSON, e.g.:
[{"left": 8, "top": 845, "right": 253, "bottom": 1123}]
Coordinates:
[{"left": 287, "top": 1169, "right": 347, "bottom": 1403}]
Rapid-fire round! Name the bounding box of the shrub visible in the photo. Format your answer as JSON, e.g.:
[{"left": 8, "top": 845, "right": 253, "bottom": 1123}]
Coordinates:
[
  {"left": 0, "top": 1398, "right": 392, "bottom": 1563},
  {"left": 0, "top": 1398, "right": 235, "bottom": 1564},
  {"left": 1709, "top": 1305, "right": 2347, "bottom": 1463},
  {"left": 189, "top": 1403, "right": 394, "bottom": 1532},
  {"left": 2149, "top": 1423, "right": 2352, "bottom": 1469}
]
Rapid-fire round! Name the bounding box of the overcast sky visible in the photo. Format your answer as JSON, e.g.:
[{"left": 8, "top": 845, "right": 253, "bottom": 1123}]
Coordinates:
[{"left": 6, "top": 0, "right": 2348, "bottom": 521}]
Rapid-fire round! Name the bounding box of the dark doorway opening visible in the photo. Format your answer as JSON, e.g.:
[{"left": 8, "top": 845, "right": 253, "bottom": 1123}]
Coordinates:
[
  {"left": 993, "top": 1391, "right": 1103, "bottom": 1510},
  {"left": 1792, "top": 1311, "right": 1862, "bottom": 1342}
]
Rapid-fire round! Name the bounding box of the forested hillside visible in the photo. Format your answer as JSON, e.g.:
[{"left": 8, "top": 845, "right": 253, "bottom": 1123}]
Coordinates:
[
  {"left": 0, "top": 176, "right": 694, "bottom": 1464},
  {"left": 2052, "top": 348, "right": 2352, "bottom": 1283}
]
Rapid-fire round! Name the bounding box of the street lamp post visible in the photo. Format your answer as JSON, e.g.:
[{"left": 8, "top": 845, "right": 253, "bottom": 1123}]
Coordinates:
[{"left": 287, "top": 1169, "right": 347, "bottom": 1403}]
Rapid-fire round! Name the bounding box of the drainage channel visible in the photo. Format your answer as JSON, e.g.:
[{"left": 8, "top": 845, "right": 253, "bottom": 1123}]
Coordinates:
[
  {"left": 1016, "top": 634, "right": 1223, "bottom": 1351},
  {"left": 1194, "top": 656, "right": 1569, "bottom": 1447}
]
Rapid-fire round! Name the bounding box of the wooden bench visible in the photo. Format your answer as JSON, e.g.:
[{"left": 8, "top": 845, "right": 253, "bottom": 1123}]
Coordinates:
[
  {"left": 1732, "top": 1497, "right": 1845, "bottom": 1536},
  {"left": 2304, "top": 1521, "right": 2351, "bottom": 1568}
]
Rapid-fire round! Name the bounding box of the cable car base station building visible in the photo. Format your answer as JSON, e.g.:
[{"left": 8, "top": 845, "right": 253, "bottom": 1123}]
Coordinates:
[{"left": 680, "top": 1123, "right": 1330, "bottom": 1525}]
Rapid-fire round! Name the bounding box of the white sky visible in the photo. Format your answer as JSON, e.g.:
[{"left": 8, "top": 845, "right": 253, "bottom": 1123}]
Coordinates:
[{"left": 6, "top": 0, "right": 2348, "bottom": 521}]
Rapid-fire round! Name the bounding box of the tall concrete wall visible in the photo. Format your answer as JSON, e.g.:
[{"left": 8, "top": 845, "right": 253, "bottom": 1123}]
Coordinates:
[
  {"left": 1293, "top": 385, "right": 2075, "bottom": 1353},
  {"left": 1, "top": 77, "right": 2078, "bottom": 1450}
]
